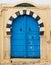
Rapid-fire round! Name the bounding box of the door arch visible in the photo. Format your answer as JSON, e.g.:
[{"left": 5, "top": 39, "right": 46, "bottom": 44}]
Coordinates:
[
  {"left": 6, "top": 10, "right": 44, "bottom": 58},
  {"left": 10, "top": 15, "right": 40, "bottom": 58},
  {"left": 6, "top": 10, "right": 44, "bottom": 36}
]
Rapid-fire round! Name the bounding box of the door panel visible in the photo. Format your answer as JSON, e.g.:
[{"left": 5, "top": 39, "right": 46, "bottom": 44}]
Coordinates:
[
  {"left": 11, "top": 16, "right": 26, "bottom": 57},
  {"left": 11, "top": 51, "right": 26, "bottom": 57},
  {"left": 26, "top": 16, "right": 40, "bottom": 57},
  {"left": 27, "top": 52, "right": 34, "bottom": 57},
  {"left": 11, "top": 15, "right": 40, "bottom": 58},
  {"left": 11, "top": 45, "right": 26, "bottom": 51}
]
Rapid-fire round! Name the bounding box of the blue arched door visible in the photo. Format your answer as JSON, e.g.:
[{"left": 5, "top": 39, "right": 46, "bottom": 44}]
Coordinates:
[{"left": 11, "top": 15, "right": 40, "bottom": 58}]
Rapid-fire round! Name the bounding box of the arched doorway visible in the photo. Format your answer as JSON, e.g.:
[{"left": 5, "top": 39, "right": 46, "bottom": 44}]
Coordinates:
[{"left": 11, "top": 15, "right": 40, "bottom": 58}]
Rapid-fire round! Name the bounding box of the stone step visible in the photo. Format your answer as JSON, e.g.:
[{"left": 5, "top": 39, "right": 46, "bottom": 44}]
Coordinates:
[{"left": 1, "top": 62, "right": 51, "bottom": 65}]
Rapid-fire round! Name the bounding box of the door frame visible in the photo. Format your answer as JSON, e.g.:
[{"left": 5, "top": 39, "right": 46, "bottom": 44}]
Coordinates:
[{"left": 5, "top": 10, "right": 45, "bottom": 63}]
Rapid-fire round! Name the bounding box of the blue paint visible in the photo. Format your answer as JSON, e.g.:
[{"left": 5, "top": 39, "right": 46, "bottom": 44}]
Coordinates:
[{"left": 11, "top": 15, "right": 40, "bottom": 58}]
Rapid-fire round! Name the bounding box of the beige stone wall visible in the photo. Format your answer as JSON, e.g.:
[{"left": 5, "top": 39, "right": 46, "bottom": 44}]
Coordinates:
[
  {"left": 0, "top": 14, "right": 1, "bottom": 63},
  {"left": 0, "top": 2, "right": 50, "bottom": 64}
]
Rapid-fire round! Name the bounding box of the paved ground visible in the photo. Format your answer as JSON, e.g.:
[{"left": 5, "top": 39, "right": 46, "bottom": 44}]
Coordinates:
[{"left": 0, "top": 62, "right": 51, "bottom": 65}]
